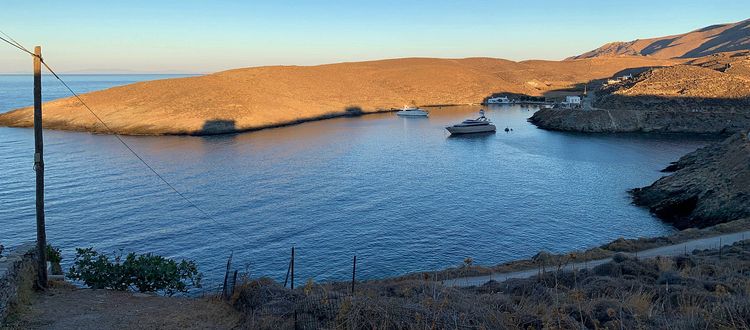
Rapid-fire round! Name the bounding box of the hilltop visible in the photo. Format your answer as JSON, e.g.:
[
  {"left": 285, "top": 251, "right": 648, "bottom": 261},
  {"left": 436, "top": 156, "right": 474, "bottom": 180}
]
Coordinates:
[
  {"left": 569, "top": 18, "right": 750, "bottom": 60},
  {"left": 0, "top": 57, "right": 678, "bottom": 135}
]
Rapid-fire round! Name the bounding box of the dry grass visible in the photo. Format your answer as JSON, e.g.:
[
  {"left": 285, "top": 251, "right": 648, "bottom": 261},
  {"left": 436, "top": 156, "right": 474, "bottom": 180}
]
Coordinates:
[
  {"left": 0, "top": 56, "right": 680, "bottom": 135},
  {"left": 224, "top": 218, "right": 750, "bottom": 329},
  {"left": 231, "top": 240, "right": 750, "bottom": 329}
]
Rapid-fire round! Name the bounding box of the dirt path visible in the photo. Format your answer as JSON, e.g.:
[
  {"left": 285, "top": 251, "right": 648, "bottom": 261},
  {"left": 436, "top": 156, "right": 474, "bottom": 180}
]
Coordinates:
[
  {"left": 444, "top": 230, "right": 750, "bottom": 287},
  {"left": 2, "top": 283, "right": 240, "bottom": 330}
]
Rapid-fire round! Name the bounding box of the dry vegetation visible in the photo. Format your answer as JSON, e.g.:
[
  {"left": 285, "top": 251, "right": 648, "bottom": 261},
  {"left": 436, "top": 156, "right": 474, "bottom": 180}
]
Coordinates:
[
  {"left": 0, "top": 57, "right": 678, "bottom": 135},
  {"left": 231, "top": 241, "right": 750, "bottom": 329},
  {"left": 595, "top": 51, "right": 750, "bottom": 112},
  {"left": 225, "top": 219, "right": 750, "bottom": 329}
]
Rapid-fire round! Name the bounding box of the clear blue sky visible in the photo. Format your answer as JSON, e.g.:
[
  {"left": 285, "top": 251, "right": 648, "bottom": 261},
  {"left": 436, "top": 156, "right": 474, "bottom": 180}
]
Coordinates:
[{"left": 0, "top": 0, "right": 748, "bottom": 73}]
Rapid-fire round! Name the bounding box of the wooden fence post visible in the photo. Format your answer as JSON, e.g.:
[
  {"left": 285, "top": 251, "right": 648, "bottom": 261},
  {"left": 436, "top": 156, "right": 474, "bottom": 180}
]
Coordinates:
[
  {"left": 229, "top": 270, "right": 238, "bottom": 299},
  {"left": 351, "top": 255, "right": 357, "bottom": 294},
  {"left": 222, "top": 252, "right": 233, "bottom": 300},
  {"left": 291, "top": 246, "right": 295, "bottom": 290}
]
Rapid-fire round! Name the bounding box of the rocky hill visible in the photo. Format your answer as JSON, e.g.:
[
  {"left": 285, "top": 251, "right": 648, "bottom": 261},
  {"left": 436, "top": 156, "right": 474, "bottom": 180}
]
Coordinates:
[
  {"left": 0, "top": 57, "right": 678, "bottom": 135},
  {"left": 569, "top": 18, "right": 750, "bottom": 60},
  {"left": 530, "top": 52, "right": 750, "bottom": 133},
  {"left": 631, "top": 133, "right": 750, "bottom": 229},
  {"left": 596, "top": 52, "right": 750, "bottom": 111}
]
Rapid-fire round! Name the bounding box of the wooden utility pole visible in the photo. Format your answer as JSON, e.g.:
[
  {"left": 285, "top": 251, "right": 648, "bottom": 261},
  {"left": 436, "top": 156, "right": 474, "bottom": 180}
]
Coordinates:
[{"left": 33, "top": 45, "right": 48, "bottom": 289}]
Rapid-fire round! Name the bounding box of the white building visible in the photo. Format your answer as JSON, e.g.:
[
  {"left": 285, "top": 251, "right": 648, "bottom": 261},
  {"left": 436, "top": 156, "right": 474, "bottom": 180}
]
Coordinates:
[{"left": 565, "top": 96, "right": 582, "bottom": 104}]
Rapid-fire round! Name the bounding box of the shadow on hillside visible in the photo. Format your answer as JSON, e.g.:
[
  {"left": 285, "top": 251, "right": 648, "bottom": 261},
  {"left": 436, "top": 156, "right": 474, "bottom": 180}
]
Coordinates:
[
  {"left": 344, "top": 106, "right": 364, "bottom": 117},
  {"left": 484, "top": 66, "right": 671, "bottom": 102},
  {"left": 593, "top": 94, "right": 750, "bottom": 112},
  {"left": 197, "top": 119, "right": 237, "bottom": 135},
  {"left": 682, "top": 20, "right": 750, "bottom": 58}
]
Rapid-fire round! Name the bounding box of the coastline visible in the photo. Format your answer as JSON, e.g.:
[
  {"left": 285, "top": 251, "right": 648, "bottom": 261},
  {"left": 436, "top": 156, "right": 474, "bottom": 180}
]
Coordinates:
[
  {"left": 529, "top": 108, "right": 750, "bottom": 134},
  {"left": 387, "top": 217, "right": 750, "bottom": 285},
  {"left": 0, "top": 103, "right": 478, "bottom": 137}
]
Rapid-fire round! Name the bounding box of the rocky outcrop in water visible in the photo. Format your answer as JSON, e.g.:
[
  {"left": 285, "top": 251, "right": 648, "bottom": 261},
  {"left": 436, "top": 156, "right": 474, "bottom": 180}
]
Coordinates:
[{"left": 631, "top": 133, "right": 750, "bottom": 229}]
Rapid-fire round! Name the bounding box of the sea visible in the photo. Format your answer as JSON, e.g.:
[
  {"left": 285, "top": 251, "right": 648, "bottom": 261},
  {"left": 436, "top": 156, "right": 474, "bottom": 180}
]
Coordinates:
[{"left": 0, "top": 74, "right": 718, "bottom": 289}]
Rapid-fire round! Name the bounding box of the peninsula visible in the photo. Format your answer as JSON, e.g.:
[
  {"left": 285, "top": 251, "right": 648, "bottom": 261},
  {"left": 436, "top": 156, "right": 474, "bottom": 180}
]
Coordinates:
[{"left": 0, "top": 57, "right": 679, "bottom": 135}]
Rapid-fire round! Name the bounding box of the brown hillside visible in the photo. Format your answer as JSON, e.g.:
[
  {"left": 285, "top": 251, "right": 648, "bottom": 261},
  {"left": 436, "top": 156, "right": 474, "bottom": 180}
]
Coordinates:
[
  {"left": 569, "top": 18, "right": 750, "bottom": 60},
  {"left": 596, "top": 52, "right": 750, "bottom": 111},
  {"left": 0, "top": 56, "right": 678, "bottom": 135}
]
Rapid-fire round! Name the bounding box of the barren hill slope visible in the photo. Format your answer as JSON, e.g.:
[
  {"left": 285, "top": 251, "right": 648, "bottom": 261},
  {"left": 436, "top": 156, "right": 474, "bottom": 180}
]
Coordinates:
[
  {"left": 596, "top": 52, "right": 750, "bottom": 111},
  {"left": 569, "top": 18, "right": 750, "bottom": 60},
  {"left": 530, "top": 52, "right": 750, "bottom": 133},
  {"left": 0, "top": 56, "right": 677, "bottom": 135}
]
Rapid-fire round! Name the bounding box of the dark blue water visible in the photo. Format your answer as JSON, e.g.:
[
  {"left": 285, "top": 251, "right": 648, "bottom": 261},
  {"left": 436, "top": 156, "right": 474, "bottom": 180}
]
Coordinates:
[{"left": 0, "top": 75, "right": 717, "bottom": 289}]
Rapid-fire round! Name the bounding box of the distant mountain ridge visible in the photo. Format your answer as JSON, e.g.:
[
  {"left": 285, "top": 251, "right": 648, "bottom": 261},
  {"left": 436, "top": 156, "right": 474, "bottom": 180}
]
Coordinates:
[{"left": 568, "top": 18, "right": 750, "bottom": 60}]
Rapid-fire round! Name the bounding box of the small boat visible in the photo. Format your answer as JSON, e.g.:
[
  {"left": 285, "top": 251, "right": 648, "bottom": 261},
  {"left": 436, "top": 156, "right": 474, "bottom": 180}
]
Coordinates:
[
  {"left": 486, "top": 96, "right": 512, "bottom": 104},
  {"left": 446, "top": 110, "right": 497, "bottom": 134},
  {"left": 396, "top": 106, "right": 429, "bottom": 117},
  {"left": 540, "top": 103, "right": 554, "bottom": 109}
]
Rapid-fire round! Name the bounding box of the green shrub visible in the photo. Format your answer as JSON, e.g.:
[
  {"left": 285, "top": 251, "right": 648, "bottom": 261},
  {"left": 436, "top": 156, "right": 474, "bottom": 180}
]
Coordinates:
[
  {"left": 46, "top": 244, "right": 64, "bottom": 275},
  {"left": 66, "top": 248, "right": 202, "bottom": 296},
  {"left": 46, "top": 244, "right": 62, "bottom": 263}
]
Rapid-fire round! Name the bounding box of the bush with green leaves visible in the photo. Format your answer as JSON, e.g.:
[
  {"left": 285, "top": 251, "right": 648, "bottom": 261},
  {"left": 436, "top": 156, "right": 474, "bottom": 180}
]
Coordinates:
[
  {"left": 67, "top": 248, "right": 202, "bottom": 296},
  {"left": 45, "top": 244, "right": 62, "bottom": 263}
]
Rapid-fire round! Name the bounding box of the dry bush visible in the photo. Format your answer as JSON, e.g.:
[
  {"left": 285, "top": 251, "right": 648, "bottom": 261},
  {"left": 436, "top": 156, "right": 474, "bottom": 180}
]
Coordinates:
[{"left": 229, "top": 240, "right": 750, "bottom": 329}]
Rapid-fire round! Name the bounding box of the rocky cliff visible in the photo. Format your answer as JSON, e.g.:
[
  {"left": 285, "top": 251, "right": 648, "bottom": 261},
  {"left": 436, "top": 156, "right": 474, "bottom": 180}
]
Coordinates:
[
  {"left": 531, "top": 52, "right": 750, "bottom": 134},
  {"left": 631, "top": 133, "right": 750, "bottom": 229},
  {"left": 528, "top": 108, "right": 750, "bottom": 134}
]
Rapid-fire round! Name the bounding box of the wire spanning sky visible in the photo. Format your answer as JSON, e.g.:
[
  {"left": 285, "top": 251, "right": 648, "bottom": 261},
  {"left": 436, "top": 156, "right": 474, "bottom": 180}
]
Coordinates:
[{"left": 0, "top": 0, "right": 748, "bottom": 73}]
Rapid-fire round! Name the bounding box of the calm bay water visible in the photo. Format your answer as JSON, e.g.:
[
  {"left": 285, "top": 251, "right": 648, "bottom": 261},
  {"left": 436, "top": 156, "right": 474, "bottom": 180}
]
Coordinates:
[{"left": 0, "top": 75, "right": 717, "bottom": 288}]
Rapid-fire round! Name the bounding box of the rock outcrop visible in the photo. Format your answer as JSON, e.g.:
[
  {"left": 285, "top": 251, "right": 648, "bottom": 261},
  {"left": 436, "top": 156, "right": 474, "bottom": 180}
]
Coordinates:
[
  {"left": 631, "top": 133, "right": 750, "bottom": 229},
  {"left": 531, "top": 52, "right": 750, "bottom": 134},
  {"left": 528, "top": 108, "right": 750, "bottom": 134}
]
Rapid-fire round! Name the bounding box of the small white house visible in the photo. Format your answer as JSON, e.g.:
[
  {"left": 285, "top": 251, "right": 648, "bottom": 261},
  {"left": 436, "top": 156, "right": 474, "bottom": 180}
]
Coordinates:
[{"left": 565, "top": 96, "right": 582, "bottom": 104}]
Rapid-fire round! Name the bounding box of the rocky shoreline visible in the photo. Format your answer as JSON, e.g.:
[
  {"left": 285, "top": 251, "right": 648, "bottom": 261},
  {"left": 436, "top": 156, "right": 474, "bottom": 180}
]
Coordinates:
[
  {"left": 631, "top": 132, "right": 750, "bottom": 229},
  {"left": 528, "top": 108, "right": 750, "bottom": 134}
]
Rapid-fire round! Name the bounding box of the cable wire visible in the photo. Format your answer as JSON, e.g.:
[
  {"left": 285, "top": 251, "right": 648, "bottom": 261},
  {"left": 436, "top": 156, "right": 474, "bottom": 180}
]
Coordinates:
[
  {"left": 0, "top": 31, "right": 245, "bottom": 242},
  {"left": 0, "top": 32, "right": 34, "bottom": 56}
]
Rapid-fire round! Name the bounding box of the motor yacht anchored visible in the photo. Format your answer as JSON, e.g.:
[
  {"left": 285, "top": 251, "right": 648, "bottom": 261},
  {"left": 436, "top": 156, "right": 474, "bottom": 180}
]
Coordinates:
[{"left": 446, "top": 109, "right": 497, "bottom": 134}]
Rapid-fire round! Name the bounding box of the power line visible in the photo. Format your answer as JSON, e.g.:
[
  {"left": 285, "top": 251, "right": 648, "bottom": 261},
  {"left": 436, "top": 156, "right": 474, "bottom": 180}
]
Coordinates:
[
  {"left": 0, "top": 31, "right": 34, "bottom": 56},
  {"left": 0, "top": 32, "right": 245, "bottom": 242}
]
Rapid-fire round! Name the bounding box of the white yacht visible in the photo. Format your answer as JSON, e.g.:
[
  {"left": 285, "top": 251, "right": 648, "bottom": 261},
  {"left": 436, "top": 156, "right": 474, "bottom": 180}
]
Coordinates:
[
  {"left": 396, "top": 106, "right": 429, "bottom": 117},
  {"left": 486, "top": 96, "right": 512, "bottom": 104},
  {"left": 446, "top": 110, "right": 497, "bottom": 134}
]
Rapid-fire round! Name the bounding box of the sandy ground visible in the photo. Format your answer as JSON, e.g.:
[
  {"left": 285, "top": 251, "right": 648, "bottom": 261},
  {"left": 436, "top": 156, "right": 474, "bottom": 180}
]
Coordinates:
[
  {"left": 2, "top": 283, "right": 240, "bottom": 330},
  {"left": 445, "top": 230, "right": 750, "bottom": 287}
]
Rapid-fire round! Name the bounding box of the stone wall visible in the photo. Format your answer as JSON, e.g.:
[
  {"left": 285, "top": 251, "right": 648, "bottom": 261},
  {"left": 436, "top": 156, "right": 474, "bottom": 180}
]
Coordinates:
[{"left": 0, "top": 242, "right": 38, "bottom": 324}]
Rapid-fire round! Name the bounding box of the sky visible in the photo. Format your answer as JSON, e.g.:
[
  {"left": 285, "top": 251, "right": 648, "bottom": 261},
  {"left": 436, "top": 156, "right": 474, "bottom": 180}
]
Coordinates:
[{"left": 0, "top": 0, "right": 748, "bottom": 74}]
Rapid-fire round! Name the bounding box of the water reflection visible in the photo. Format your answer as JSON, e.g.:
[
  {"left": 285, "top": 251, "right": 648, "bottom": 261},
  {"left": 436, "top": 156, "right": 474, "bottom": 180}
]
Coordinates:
[{"left": 0, "top": 104, "right": 722, "bottom": 287}]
